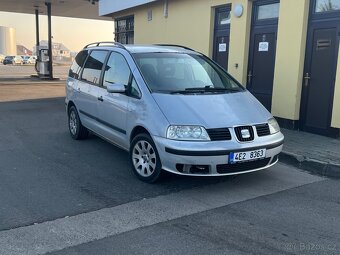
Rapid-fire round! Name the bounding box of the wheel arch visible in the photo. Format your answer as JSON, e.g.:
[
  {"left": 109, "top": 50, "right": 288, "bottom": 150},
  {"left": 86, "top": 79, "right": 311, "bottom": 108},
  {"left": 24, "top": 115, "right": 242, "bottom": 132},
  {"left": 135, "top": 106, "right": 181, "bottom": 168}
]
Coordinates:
[
  {"left": 67, "top": 100, "right": 76, "bottom": 114},
  {"left": 130, "top": 125, "right": 151, "bottom": 144}
]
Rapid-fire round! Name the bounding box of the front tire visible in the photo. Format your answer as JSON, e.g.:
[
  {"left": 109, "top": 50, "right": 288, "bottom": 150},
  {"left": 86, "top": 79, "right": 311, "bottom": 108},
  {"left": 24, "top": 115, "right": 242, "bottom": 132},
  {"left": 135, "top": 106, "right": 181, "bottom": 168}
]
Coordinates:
[
  {"left": 68, "top": 106, "right": 89, "bottom": 140},
  {"left": 130, "top": 133, "right": 163, "bottom": 183}
]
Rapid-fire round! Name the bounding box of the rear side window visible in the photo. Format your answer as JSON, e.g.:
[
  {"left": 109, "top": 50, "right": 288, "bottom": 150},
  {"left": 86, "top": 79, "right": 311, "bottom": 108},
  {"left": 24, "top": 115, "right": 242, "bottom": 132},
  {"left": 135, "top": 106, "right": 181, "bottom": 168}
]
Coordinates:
[
  {"left": 81, "top": 50, "right": 108, "bottom": 86},
  {"left": 69, "top": 50, "right": 88, "bottom": 79}
]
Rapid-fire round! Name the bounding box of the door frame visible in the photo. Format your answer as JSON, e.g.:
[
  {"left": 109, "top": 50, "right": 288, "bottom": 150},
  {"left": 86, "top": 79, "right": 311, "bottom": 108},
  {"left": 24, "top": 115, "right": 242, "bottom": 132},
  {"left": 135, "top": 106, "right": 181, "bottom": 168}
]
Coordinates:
[
  {"left": 247, "top": 0, "right": 279, "bottom": 110},
  {"left": 212, "top": 4, "right": 231, "bottom": 70},
  {"left": 299, "top": 0, "right": 340, "bottom": 136},
  {"left": 247, "top": 25, "right": 278, "bottom": 90},
  {"left": 248, "top": 0, "right": 280, "bottom": 88}
]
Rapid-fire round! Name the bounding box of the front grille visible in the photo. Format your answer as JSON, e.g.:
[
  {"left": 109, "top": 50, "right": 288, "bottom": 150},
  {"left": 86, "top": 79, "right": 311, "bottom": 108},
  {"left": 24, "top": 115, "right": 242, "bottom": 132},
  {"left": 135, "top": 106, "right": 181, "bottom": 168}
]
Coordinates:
[
  {"left": 234, "top": 126, "right": 254, "bottom": 142},
  {"left": 216, "top": 158, "right": 271, "bottom": 174},
  {"left": 256, "top": 123, "right": 270, "bottom": 137},
  {"left": 206, "top": 128, "right": 232, "bottom": 141}
]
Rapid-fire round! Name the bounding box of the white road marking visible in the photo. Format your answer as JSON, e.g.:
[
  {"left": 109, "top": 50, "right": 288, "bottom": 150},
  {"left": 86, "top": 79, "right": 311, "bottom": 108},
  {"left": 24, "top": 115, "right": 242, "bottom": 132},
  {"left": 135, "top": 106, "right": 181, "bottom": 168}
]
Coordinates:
[{"left": 0, "top": 164, "right": 324, "bottom": 255}]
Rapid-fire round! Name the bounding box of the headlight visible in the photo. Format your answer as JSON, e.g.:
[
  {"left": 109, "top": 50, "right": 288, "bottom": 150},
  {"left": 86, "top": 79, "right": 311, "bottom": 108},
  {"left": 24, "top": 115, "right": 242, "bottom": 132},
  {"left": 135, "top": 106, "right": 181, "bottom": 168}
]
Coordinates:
[
  {"left": 166, "top": 125, "right": 210, "bottom": 141},
  {"left": 268, "top": 118, "right": 280, "bottom": 134}
]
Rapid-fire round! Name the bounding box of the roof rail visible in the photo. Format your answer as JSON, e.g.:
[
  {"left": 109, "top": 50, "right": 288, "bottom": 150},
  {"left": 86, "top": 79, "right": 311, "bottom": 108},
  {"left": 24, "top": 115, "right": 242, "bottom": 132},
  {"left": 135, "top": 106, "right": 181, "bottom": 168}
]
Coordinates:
[
  {"left": 83, "top": 41, "right": 126, "bottom": 49},
  {"left": 154, "top": 44, "right": 196, "bottom": 51}
]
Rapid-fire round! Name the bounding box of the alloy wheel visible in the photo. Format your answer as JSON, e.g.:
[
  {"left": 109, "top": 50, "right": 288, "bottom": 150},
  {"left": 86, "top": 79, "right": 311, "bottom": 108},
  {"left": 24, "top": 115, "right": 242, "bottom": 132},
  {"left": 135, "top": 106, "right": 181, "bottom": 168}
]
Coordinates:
[{"left": 132, "top": 140, "right": 157, "bottom": 177}]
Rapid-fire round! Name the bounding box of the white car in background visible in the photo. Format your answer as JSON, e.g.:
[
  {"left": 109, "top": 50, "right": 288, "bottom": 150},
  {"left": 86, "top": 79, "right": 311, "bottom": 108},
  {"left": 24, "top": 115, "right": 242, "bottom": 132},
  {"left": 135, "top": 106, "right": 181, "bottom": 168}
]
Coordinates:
[
  {"left": 22, "top": 56, "right": 37, "bottom": 64},
  {"left": 0, "top": 54, "right": 5, "bottom": 63}
]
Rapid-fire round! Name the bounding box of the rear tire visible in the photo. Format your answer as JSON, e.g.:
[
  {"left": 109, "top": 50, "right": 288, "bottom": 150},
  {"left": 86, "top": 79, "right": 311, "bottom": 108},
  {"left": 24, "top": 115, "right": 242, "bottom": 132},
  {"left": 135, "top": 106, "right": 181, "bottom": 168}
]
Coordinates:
[
  {"left": 130, "top": 133, "right": 163, "bottom": 183},
  {"left": 68, "top": 106, "right": 89, "bottom": 140}
]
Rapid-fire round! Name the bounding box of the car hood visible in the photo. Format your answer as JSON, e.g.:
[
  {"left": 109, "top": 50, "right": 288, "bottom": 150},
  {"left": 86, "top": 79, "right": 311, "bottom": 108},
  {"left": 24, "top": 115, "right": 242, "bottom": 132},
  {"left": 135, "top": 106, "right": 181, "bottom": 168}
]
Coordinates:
[{"left": 152, "top": 91, "right": 272, "bottom": 128}]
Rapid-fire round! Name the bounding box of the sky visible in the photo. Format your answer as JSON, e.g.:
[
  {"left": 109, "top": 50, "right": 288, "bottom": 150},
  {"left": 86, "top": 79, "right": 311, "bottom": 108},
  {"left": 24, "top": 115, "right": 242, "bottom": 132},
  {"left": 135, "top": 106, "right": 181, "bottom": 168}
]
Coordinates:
[{"left": 0, "top": 11, "right": 114, "bottom": 52}]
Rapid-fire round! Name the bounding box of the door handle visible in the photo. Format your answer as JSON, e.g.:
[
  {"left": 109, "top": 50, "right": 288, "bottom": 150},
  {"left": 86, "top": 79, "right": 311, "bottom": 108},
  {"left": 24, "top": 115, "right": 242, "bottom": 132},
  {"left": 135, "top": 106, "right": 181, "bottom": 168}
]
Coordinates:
[
  {"left": 304, "top": 73, "right": 311, "bottom": 87},
  {"left": 247, "top": 71, "right": 253, "bottom": 84},
  {"left": 97, "top": 96, "right": 104, "bottom": 102}
]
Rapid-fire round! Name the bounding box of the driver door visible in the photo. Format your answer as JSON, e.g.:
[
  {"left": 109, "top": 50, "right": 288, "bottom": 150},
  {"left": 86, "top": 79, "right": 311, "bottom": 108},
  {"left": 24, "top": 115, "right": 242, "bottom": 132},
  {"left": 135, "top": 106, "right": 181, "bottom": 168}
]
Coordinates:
[{"left": 96, "top": 51, "right": 131, "bottom": 148}]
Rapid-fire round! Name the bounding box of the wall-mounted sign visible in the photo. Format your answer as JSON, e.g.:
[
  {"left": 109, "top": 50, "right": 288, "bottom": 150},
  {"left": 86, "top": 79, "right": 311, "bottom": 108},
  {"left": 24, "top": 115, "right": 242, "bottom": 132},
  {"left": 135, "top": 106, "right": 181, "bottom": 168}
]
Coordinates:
[
  {"left": 259, "top": 42, "right": 269, "bottom": 52},
  {"left": 219, "top": 43, "right": 227, "bottom": 52}
]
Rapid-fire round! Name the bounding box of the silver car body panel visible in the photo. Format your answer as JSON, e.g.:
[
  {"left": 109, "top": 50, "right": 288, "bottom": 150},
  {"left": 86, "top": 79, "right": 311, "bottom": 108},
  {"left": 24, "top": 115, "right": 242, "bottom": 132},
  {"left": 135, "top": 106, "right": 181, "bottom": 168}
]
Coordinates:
[
  {"left": 66, "top": 44, "right": 284, "bottom": 176},
  {"left": 152, "top": 91, "right": 271, "bottom": 127}
]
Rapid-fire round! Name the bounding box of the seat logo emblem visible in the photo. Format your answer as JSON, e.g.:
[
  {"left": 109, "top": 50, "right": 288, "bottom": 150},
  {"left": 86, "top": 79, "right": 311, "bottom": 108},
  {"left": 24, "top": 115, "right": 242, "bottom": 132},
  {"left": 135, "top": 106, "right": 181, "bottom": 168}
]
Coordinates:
[{"left": 241, "top": 129, "right": 250, "bottom": 139}]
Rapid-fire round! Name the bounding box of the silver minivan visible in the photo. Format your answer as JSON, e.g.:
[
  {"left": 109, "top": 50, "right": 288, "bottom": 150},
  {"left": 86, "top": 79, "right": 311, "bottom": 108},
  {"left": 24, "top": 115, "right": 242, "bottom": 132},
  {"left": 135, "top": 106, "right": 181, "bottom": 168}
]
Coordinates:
[{"left": 66, "top": 42, "right": 284, "bottom": 183}]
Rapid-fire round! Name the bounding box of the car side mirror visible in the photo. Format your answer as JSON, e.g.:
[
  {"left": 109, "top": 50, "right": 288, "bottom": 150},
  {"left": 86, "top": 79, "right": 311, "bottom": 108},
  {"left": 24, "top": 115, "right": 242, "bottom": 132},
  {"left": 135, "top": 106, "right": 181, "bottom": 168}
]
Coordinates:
[{"left": 106, "top": 82, "right": 126, "bottom": 93}]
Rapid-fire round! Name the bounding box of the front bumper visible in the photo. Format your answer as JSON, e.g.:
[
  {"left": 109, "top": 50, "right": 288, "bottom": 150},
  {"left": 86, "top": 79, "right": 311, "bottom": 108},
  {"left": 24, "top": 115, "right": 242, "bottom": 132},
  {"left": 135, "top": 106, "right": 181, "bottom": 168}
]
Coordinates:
[{"left": 153, "top": 132, "right": 284, "bottom": 176}]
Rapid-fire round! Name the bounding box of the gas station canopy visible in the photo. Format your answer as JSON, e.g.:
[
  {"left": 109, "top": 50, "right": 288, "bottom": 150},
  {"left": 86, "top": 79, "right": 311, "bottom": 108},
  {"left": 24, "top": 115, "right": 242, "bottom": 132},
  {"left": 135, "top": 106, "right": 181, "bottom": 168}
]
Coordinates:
[
  {"left": 0, "top": 0, "right": 112, "bottom": 79},
  {"left": 0, "top": 0, "right": 111, "bottom": 20}
]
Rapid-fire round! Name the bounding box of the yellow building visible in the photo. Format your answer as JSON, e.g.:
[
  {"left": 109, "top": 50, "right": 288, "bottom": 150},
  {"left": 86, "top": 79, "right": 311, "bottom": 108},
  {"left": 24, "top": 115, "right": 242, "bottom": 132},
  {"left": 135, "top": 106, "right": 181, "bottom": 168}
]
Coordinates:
[{"left": 99, "top": 0, "right": 340, "bottom": 137}]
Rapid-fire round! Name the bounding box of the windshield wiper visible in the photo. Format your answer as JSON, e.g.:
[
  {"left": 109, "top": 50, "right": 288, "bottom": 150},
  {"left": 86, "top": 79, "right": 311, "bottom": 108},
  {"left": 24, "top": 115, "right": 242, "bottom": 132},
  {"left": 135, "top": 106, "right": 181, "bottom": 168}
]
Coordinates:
[
  {"left": 170, "top": 89, "right": 206, "bottom": 94},
  {"left": 170, "top": 86, "right": 239, "bottom": 94}
]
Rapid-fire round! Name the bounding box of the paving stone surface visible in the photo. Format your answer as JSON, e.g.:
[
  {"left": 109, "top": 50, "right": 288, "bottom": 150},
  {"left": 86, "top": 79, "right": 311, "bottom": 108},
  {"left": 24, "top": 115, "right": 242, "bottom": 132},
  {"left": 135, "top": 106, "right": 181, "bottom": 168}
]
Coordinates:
[{"left": 281, "top": 128, "right": 340, "bottom": 165}]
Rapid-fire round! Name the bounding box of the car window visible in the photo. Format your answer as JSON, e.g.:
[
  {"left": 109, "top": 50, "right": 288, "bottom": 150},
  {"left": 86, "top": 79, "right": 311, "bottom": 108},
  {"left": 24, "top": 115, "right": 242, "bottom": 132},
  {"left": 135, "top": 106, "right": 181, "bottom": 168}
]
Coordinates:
[
  {"left": 133, "top": 53, "right": 243, "bottom": 93},
  {"left": 103, "top": 52, "right": 131, "bottom": 87},
  {"left": 69, "top": 50, "right": 89, "bottom": 79},
  {"left": 81, "top": 50, "right": 108, "bottom": 85},
  {"left": 130, "top": 78, "right": 141, "bottom": 98}
]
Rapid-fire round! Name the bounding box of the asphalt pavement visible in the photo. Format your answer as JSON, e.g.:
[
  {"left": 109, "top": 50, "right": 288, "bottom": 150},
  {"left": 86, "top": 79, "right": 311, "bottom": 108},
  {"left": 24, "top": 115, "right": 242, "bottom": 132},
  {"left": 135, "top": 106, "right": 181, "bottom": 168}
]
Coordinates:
[
  {"left": 0, "top": 66, "right": 340, "bottom": 255},
  {"left": 0, "top": 96, "right": 339, "bottom": 254}
]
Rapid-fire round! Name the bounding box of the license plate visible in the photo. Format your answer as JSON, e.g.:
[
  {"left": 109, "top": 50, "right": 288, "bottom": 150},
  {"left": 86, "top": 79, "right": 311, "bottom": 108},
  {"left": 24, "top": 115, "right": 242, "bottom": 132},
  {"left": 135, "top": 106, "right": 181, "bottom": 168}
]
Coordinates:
[{"left": 229, "top": 149, "right": 266, "bottom": 163}]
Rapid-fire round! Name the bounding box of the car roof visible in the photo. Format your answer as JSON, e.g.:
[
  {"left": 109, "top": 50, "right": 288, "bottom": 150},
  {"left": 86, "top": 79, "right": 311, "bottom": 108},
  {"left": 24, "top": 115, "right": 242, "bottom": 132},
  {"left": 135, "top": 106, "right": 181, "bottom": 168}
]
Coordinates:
[{"left": 83, "top": 43, "right": 200, "bottom": 55}]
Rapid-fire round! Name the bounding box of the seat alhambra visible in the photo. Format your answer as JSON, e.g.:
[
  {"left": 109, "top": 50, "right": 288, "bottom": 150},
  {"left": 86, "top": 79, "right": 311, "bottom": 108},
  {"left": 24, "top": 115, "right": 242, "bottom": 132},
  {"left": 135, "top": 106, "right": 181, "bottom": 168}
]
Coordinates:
[{"left": 66, "top": 42, "right": 284, "bottom": 183}]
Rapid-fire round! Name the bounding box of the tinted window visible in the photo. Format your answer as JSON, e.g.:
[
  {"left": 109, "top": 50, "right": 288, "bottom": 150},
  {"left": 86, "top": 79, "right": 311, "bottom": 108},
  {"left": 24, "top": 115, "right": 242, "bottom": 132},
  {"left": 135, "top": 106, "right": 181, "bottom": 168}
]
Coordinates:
[
  {"left": 315, "top": 0, "right": 340, "bottom": 12},
  {"left": 257, "top": 3, "right": 280, "bottom": 20},
  {"left": 103, "top": 52, "right": 131, "bottom": 87},
  {"left": 69, "top": 50, "right": 88, "bottom": 79},
  {"left": 81, "top": 50, "right": 108, "bottom": 85},
  {"left": 115, "top": 16, "right": 134, "bottom": 44},
  {"left": 217, "top": 10, "right": 231, "bottom": 26}
]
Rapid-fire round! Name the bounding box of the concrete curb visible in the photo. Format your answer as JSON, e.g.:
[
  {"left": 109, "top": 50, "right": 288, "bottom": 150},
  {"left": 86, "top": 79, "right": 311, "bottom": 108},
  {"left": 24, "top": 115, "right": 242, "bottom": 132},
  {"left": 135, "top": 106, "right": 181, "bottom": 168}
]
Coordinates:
[{"left": 280, "top": 151, "right": 340, "bottom": 178}]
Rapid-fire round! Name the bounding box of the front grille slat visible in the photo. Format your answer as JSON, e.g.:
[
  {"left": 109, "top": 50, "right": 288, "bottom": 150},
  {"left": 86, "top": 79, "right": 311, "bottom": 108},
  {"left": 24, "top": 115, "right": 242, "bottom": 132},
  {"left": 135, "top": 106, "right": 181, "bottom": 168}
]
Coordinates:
[
  {"left": 216, "top": 158, "right": 271, "bottom": 174},
  {"left": 256, "top": 123, "right": 270, "bottom": 137},
  {"left": 234, "top": 126, "right": 254, "bottom": 142},
  {"left": 206, "top": 128, "right": 231, "bottom": 141}
]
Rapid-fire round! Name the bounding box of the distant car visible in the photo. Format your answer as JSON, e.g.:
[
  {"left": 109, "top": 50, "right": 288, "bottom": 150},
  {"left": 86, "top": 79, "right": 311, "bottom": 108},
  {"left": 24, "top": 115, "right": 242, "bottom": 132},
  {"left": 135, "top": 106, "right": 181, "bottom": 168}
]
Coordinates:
[
  {"left": 3, "top": 56, "right": 23, "bottom": 65},
  {"left": 23, "top": 56, "right": 36, "bottom": 64}
]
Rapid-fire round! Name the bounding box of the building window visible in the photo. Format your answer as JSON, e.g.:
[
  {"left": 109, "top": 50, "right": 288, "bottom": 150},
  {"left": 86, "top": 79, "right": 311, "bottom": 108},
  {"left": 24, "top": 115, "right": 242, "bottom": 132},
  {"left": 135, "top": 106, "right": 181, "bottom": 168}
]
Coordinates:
[
  {"left": 115, "top": 16, "right": 134, "bottom": 44},
  {"left": 257, "top": 3, "right": 280, "bottom": 20},
  {"left": 315, "top": 0, "right": 340, "bottom": 12},
  {"left": 217, "top": 9, "right": 231, "bottom": 26}
]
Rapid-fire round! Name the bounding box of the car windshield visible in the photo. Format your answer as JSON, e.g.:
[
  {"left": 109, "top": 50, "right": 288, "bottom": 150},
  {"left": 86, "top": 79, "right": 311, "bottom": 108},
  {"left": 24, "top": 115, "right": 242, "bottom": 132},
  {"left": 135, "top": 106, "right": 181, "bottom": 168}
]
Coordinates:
[
  {"left": 133, "top": 53, "right": 244, "bottom": 94},
  {"left": 5, "top": 56, "right": 14, "bottom": 59}
]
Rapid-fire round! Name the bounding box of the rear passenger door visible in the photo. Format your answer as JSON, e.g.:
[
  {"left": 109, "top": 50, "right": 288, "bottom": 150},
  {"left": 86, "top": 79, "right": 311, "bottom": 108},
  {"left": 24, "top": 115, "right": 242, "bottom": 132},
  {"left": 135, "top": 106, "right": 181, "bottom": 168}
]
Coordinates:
[
  {"left": 96, "top": 51, "right": 131, "bottom": 148},
  {"left": 77, "top": 50, "right": 108, "bottom": 133}
]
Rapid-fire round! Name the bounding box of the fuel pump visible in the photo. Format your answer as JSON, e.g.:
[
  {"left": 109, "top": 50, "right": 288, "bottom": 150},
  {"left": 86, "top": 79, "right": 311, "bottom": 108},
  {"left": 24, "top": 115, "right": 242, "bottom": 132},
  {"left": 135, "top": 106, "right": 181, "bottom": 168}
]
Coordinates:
[{"left": 35, "top": 45, "right": 50, "bottom": 77}]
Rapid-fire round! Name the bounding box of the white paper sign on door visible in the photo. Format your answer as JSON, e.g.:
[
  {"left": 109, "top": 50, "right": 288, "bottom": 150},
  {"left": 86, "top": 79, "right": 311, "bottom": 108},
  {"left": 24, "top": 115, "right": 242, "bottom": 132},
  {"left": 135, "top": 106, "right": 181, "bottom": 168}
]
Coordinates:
[
  {"left": 259, "top": 42, "right": 269, "bottom": 52},
  {"left": 219, "top": 43, "right": 227, "bottom": 52}
]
